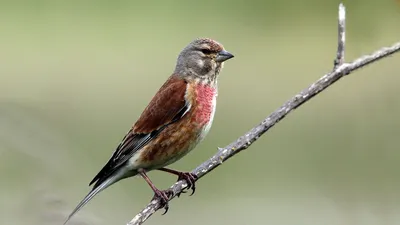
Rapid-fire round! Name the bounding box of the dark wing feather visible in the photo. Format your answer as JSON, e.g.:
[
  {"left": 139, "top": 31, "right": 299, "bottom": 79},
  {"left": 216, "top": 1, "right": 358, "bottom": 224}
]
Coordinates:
[{"left": 89, "top": 76, "right": 190, "bottom": 187}]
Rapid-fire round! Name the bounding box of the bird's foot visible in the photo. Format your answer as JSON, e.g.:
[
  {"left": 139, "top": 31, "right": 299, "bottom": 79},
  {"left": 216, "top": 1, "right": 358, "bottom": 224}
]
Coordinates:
[
  {"left": 157, "top": 168, "right": 198, "bottom": 197},
  {"left": 152, "top": 189, "right": 173, "bottom": 215},
  {"left": 176, "top": 172, "right": 198, "bottom": 196}
]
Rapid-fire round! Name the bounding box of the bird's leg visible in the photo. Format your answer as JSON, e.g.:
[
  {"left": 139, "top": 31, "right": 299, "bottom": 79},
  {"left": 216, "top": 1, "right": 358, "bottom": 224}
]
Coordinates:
[
  {"left": 138, "top": 169, "right": 172, "bottom": 215},
  {"left": 158, "top": 168, "right": 198, "bottom": 196}
]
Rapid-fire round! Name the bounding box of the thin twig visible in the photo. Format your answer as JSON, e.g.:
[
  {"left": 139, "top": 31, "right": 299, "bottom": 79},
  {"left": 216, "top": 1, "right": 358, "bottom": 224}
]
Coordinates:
[
  {"left": 334, "top": 3, "right": 346, "bottom": 68},
  {"left": 127, "top": 3, "right": 400, "bottom": 225}
]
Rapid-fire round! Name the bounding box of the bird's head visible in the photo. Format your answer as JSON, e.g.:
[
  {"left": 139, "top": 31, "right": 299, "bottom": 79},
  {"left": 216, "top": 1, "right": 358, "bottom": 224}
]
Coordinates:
[{"left": 174, "top": 38, "right": 234, "bottom": 85}]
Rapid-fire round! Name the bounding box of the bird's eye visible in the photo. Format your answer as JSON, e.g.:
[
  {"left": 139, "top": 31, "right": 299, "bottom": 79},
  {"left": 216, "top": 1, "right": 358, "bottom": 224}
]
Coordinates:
[{"left": 201, "top": 49, "right": 212, "bottom": 55}]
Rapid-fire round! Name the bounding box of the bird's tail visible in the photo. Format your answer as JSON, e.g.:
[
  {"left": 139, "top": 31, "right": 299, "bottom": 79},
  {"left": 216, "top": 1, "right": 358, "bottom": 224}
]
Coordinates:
[{"left": 63, "top": 169, "right": 130, "bottom": 225}]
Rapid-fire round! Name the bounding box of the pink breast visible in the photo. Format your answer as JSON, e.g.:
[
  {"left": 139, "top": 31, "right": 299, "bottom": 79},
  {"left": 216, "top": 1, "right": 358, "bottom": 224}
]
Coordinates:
[{"left": 194, "top": 84, "right": 216, "bottom": 125}]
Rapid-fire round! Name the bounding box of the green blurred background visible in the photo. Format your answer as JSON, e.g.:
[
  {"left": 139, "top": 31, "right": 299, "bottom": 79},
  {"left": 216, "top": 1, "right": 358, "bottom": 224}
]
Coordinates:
[{"left": 1, "top": 0, "right": 400, "bottom": 224}]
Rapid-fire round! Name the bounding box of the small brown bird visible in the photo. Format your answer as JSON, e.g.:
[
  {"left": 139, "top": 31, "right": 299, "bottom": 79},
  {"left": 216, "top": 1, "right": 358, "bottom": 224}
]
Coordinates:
[{"left": 64, "top": 38, "right": 234, "bottom": 224}]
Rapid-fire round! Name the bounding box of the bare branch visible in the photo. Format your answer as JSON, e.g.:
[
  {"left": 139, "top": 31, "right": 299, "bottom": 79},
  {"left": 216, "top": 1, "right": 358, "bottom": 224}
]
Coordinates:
[
  {"left": 334, "top": 3, "right": 346, "bottom": 68},
  {"left": 127, "top": 3, "right": 400, "bottom": 225}
]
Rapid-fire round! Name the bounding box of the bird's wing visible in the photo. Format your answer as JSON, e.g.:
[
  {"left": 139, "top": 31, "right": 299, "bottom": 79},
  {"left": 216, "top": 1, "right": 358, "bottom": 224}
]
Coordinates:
[{"left": 89, "top": 75, "right": 191, "bottom": 187}]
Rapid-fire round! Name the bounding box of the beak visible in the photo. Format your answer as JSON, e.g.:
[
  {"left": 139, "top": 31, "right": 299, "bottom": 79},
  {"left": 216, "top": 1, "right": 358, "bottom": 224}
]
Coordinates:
[{"left": 216, "top": 50, "right": 234, "bottom": 62}]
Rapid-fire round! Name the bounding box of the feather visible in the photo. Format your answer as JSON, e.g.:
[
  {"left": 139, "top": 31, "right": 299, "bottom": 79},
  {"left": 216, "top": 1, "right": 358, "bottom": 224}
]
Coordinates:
[{"left": 64, "top": 168, "right": 134, "bottom": 224}]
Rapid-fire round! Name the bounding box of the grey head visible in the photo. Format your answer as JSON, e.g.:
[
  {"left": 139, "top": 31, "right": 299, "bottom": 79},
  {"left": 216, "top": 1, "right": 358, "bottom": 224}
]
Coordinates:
[{"left": 174, "top": 38, "right": 234, "bottom": 84}]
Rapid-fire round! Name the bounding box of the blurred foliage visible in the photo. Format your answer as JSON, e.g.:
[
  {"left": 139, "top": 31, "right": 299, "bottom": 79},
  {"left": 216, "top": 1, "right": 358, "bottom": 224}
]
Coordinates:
[{"left": 1, "top": 0, "right": 400, "bottom": 225}]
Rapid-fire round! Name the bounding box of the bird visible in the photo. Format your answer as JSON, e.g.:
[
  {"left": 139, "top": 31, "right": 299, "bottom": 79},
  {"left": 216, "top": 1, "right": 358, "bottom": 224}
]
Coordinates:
[{"left": 64, "top": 38, "right": 234, "bottom": 224}]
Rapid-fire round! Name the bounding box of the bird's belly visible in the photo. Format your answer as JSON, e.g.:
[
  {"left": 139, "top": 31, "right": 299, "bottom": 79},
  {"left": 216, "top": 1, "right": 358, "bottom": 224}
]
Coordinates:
[
  {"left": 130, "top": 118, "right": 213, "bottom": 170},
  {"left": 161, "top": 119, "right": 214, "bottom": 167}
]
